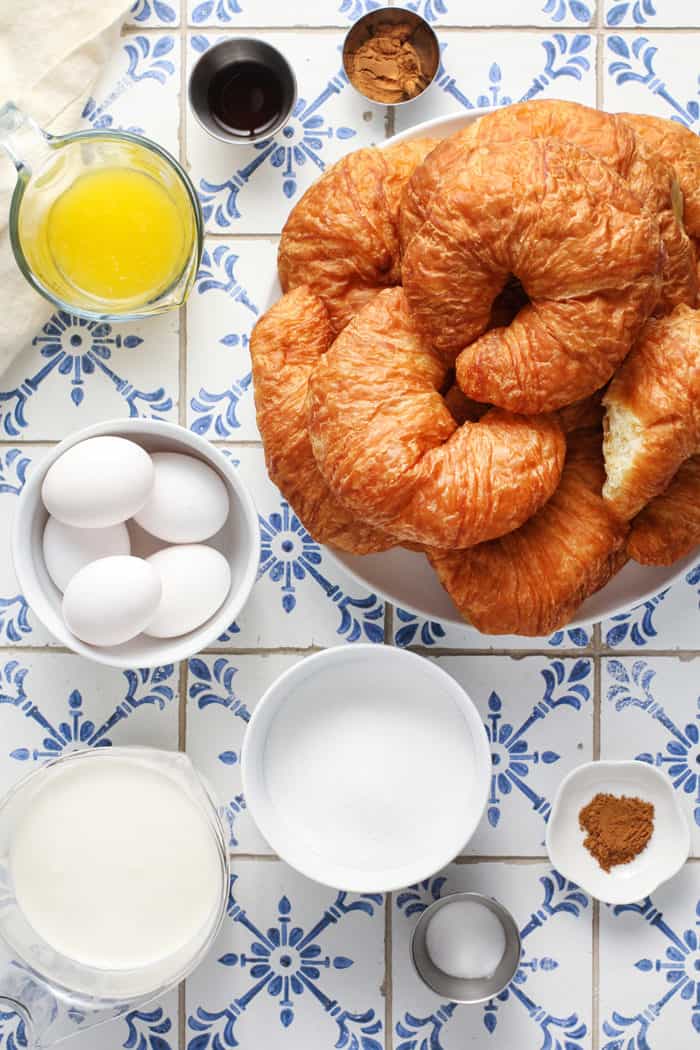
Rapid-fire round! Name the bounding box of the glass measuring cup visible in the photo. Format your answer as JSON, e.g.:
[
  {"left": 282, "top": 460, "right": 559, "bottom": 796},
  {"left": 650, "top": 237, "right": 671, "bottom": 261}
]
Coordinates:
[
  {"left": 0, "top": 102, "right": 203, "bottom": 321},
  {"left": 0, "top": 747, "right": 230, "bottom": 1048}
]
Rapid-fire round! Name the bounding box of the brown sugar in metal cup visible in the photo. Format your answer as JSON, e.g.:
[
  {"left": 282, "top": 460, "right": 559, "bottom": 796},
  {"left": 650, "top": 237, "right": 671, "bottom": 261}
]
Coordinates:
[{"left": 342, "top": 7, "right": 440, "bottom": 106}]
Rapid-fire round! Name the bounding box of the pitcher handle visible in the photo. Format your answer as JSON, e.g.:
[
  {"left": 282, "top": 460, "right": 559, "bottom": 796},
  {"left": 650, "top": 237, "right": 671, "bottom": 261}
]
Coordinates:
[{"left": 0, "top": 102, "right": 53, "bottom": 175}]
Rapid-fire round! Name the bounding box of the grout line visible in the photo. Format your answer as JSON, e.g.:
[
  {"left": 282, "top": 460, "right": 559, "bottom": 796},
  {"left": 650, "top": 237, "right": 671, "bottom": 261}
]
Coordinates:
[
  {"left": 228, "top": 852, "right": 280, "bottom": 861},
  {"left": 385, "top": 892, "right": 393, "bottom": 1050},
  {"left": 384, "top": 602, "right": 394, "bottom": 645},
  {"left": 179, "top": 983, "right": 187, "bottom": 1050},
  {"left": 592, "top": 899, "right": 600, "bottom": 1050},
  {"left": 4, "top": 644, "right": 700, "bottom": 658},
  {"left": 179, "top": 660, "right": 189, "bottom": 750},
  {"left": 595, "top": 24, "right": 604, "bottom": 110}
]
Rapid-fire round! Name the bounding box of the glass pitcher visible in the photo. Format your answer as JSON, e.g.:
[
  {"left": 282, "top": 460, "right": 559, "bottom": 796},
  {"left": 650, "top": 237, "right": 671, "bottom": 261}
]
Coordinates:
[
  {"left": 0, "top": 747, "right": 230, "bottom": 1048},
  {"left": 0, "top": 102, "right": 203, "bottom": 321}
]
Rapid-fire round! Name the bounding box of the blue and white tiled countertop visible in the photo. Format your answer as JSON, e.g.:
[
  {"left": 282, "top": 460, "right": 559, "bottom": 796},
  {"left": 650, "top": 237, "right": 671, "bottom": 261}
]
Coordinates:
[{"left": 1, "top": 1, "right": 700, "bottom": 1048}]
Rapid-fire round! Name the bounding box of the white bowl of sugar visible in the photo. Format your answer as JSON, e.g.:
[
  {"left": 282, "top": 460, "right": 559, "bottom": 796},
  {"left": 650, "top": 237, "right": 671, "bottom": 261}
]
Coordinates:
[{"left": 241, "top": 644, "right": 491, "bottom": 892}]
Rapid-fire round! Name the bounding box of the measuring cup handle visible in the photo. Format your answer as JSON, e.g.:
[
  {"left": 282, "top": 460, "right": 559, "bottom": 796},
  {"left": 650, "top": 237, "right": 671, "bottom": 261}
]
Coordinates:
[{"left": 0, "top": 102, "right": 53, "bottom": 175}]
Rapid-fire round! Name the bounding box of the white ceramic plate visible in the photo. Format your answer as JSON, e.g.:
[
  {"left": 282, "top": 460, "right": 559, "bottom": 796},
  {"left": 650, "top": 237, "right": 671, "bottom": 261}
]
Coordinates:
[
  {"left": 546, "top": 760, "right": 690, "bottom": 904},
  {"left": 262, "top": 108, "right": 698, "bottom": 633}
]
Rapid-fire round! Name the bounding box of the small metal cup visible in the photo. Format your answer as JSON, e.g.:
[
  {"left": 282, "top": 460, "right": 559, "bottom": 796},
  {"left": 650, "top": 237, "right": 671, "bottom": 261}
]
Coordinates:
[
  {"left": 188, "top": 38, "right": 297, "bottom": 145},
  {"left": 411, "top": 892, "right": 521, "bottom": 1004},
  {"left": 342, "top": 7, "right": 440, "bottom": 106}
]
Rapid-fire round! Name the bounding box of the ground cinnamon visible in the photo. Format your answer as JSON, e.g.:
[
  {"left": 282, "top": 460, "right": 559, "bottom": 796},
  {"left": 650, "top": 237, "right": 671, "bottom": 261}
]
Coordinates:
[
  {"left": 579, "top": 792, "right": 654, "bottom": 872},
  {"left": 345, "top": 23, "right": 430, "bottom": 104}
]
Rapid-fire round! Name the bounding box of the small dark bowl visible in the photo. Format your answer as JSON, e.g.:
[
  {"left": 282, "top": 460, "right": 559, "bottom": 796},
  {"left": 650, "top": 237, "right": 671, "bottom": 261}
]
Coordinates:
[
  {"left": 342, "top": 7, "right": 440, "bottom": 106},
  {"left": 188, "top": 38, "right": 297, "bottom": 145}
]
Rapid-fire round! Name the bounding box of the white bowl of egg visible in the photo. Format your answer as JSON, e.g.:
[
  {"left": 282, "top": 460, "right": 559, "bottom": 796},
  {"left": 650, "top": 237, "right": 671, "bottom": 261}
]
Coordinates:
[{"left": 13, "top": 419, "right": 260, "bottom": 668}]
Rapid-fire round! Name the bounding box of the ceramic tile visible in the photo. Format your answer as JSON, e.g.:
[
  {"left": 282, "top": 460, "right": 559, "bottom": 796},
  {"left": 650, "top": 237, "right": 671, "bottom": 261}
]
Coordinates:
[
  {"left": 603, "top": 32, "right": 700, "bottom": 130},
  {"left": 187, "top": 0, "right": 381, "bottom": 26},
  {"left": 0, "top": 311, "right": 179, "bottom": 440},
  {"left": 0, "top": 652, "right": 179, "bottom": 796},
  {"left": 186, "top": 860, "right": 385, "bottom": 1049},
  {"left": 185, "top": 32, "right": 386, "bottom": 234},
  {"left": 186, "top": 0, "right": 596, "bottom": 26},
  {"left": 394, "top": 31, "right": 596, "bottom": 132},
  {"left": 186, "top": 652, "right": 306, "bottom": 852},
  {"left": 434, "top": 656, "right": 594, "bottom": 855},
  {"left": 213, "top": 447, "right": 385, "bottom": 647},
  {"left": 128, "top": 0, "right": 181, "bottom": 27},
  {"left": 0, "top": 993, "right": 180, "bottom": 1050},
  {"left": 393, "top": 608, "right": 593, "bottom": 651},
  {"left": 392, "top": 862, "right": 592, "bottom": 1050},
  {"left": 187, "top": 239, "right": 278, "bottom": 440},
  {"left": 83, "top": 33, "right": 181, "bottom": 155},
  {"left": 0, "top": 447, "right": 55, "bottom": 647},
  {"left": 605, "top": 0, "right": 700, "bottom": 26},
  {"left": 601, "top": 564, "right": 700, "bottom": 651},
  {"left": 602, "top": 656, "right": 700, "bottom": 855},
  {"left": 412, "top": 0, "right": 595, "bottom": 25},
  {"left": 599, "top": 864, "right": 700, "bottom": 1049}
]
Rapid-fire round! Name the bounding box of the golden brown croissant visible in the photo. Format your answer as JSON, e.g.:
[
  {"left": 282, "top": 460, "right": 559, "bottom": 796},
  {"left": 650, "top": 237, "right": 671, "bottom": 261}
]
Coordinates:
[
  {"left": 277, "top": 139, "right": 436, "bottom": 334},
  {"left": 627, "top": 455, "right": 700, "bottom": 565},
  {"left": 307, "top": 287, "right": 566, "bottom": 549},
  {"left": 427, "top": 428, "right": 630, "bottom": 636},
  {"left": 621, "top": 113, "right": 700, "bottom": 239},
  {"left": 401, "top": 99, "right": 696, "bottom": 313},
  {"left": 402, "top": 137, "right": 662, "bottom": 411},
  {"left": 603, "top": 304, "right": 700, "bottom": 520},
  {"left": 250, "top": 286, "right": 395, "bottom": 554}
]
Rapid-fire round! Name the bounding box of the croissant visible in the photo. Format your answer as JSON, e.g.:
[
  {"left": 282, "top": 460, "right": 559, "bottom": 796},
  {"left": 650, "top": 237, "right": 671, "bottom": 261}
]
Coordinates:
[
  {"left": 402, "top": 137, "right": 662, "bottom": 410},
  {"left": 250, "top": 286, "right": 395, "bottom": 554},
  {"left": 427, "top": 428, "right": 629, "bottom": 636},
  {"left": 307, "top": 287, "right": 565, "bottom": 549},
  {"left": 401, "top": 99, "right": 696, "bottom": 313},
  {"left": 277, "top": 139, "right": 436, "bottom": 334},
  {"left": 621, "top": 113, "right": 700, "bottom": 239},
  {"left": 603, "top": 304, "right": 700, "bottom": 520},
  {"left": 627, "top": 455, "right": 700, "bottom": 565}
]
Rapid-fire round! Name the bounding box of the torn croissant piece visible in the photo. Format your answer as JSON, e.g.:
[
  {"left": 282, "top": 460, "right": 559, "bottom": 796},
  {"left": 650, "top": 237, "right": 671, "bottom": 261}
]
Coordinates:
[
  {"left": 627, "top": 455, "right": 700, "bottom": 565},
  {"left": 403, "top": 137, "right": 662, "bottom": 410},
  {"left": 277, "top": 139, "right": 436, "bottom": 334},
  {"left": 427, "top": 428, "right": 630, "bottom": 636},
  {"left": 603, "top": 303, "right": 700, "bottom": 520},
  {"left": 307, "top": 287, "right": 566, "bottom": 549},
  {"left": 250, "top": 286, "right": 395, "bottom": 554},
  {"left": 401, "top": 99, "right": 697, "bottom": 313}
]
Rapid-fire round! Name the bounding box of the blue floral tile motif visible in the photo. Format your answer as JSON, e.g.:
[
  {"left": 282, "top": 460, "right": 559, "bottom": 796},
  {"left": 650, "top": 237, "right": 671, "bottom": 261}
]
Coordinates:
[
  {"left": 485, "top": 660, "right": 590, "bottom": 828},
  {"left": 602, "top": 895, "right": 700, "bottom": 1047},
  {"left": 123, "top": 1006, "right": 175, "bottom": 1050},
  {"left": 187, "top": 878, "right": 383, "bottom": 1049},
  {"left": 607, "top": 36, "right": 700, "bottom": 128},
  {"left": 0, "top": 449, "right": 31, "bottom": 645},
  {"left": 0, "top": 661, "right": 176, "bottom": 763},
  {"left": 189, "top": 245, "right": 258, "bottom": 438},
  {"left": 433, "top": 33, "right": 592, "bottom": 112},
  {"left": 686, "top": 563, "right": 700, "bottom": 606},
  {"left": 190, "top": 0, "right": 243, "bottom": 22},
  {"left": 130, "top": 0, "right": 178, "bottom": 23},
  {"left": 81, "top": 35, "right": 177, "bottom": 133},
  {"left": 393, "top": 608, "right": 591, "bottom": 649},
  {"left": 191, "top": 36, "right": 356, "bottom": 227},
  {"left": 0, "top": 1005, "right": 29, "bottom": 1050},
  {"left": 188, "top": 657, "right": 251, "bottom": 847},
  {"left": 257, "top": 502, "right": 384, "bottom": 642},
  {"left": 604, "top": 591, "right": 668, "bottom": 648},
  {"left": 394, "top": 610, "right": 447, "bottom": 648},
  {"left": 0, "top": 313, "right": 173, "bottom": 438},
  {"left": 407, "top": 0, "right": 592, "bottom": 22},
  {"left": 606, "top": 659, "right": 700, "bottom": 825},
  {"left": 395, "top": 871, "right": 589, "bottom": 1048},
  {"left": 607, "top": 0, "right": 657, "bottom": 24}
]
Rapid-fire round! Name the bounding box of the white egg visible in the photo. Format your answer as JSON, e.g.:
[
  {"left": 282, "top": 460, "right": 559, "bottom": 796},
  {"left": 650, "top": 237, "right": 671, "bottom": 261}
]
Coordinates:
[
  {"left": 62, "top": 556, "right": 161, "bottom": 647},
  {"left": 133, "top": 453, "right": 229, "bottom": 543},
  {"left": 144, "top": 545, "right": 231, "bottom": 638},
  {"left": 42, "top": 437, "right": 154, "bottom": 529},
  {"left": 43, "top": 516, "right": 131, "bottom": 592}
]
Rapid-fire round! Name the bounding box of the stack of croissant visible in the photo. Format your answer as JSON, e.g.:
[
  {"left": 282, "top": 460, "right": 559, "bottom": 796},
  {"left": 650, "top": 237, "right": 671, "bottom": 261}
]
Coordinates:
[{"left": 250, "top": 99, "right": 700, "bottom": 636}]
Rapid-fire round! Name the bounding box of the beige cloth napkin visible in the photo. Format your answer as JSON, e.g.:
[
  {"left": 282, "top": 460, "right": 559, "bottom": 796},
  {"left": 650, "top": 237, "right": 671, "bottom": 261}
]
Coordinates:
[{"left": 0, "top": 0, "right": 130, "bottom": 378}]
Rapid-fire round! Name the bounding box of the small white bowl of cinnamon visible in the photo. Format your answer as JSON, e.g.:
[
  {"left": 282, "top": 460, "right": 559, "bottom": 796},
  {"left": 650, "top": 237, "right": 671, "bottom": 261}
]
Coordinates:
[
  {"left": 342, "top": 7, "right": 440, "bottom": 106},
  {"left": 546, "top": 760, "right": 689, "bottom": 905}
]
